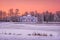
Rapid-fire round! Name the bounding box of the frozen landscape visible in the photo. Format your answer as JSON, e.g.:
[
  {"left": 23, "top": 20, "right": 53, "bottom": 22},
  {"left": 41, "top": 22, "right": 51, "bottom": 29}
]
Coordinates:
[{"left": 0, "top": 22, "right": 60, "bottom": 40}]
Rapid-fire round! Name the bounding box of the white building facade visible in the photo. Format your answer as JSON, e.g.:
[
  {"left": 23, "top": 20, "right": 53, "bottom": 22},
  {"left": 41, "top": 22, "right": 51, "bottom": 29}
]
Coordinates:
[{"left": 20, "top": 14, "right": 38, "bottom": 23}]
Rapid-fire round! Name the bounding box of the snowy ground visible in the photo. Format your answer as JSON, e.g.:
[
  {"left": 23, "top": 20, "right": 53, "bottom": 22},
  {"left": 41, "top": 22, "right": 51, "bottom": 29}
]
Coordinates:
[{"left": 0, "top": 22, "right": 60, "bottom": 40}]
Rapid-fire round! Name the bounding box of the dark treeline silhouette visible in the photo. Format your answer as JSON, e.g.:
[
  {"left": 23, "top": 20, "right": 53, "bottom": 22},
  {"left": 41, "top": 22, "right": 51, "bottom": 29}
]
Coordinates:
[{"left": 0, "top": 9, "right": 60, "bottom": 23}]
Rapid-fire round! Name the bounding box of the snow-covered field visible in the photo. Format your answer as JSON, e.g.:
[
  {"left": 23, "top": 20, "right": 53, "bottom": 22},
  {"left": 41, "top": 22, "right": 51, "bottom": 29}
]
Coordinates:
[{"left": 0, "top": 22, "right": 60, "bottom": 40}]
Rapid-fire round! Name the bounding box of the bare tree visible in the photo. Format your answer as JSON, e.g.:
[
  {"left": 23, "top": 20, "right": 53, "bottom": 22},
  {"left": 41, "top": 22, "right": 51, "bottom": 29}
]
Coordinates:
[
  {"left": 8, "top": 9, "right": 14, "bottom": 22},
  {"left": 2, "top": 11, "right": 7, "bottom": 21},
  {"left": 56, "top": 11, "right": 60, "bottom": 22},
  {"left": 15, "top": 9, "right": 19, "bottom": 17},
  {"left": 43, "top": 11, "right": 50, "bottom": 23},
  {"left": 0, "top": 10, "right": 3, "bottom": 21},
  {"left": 14, "top": 9, "right": 20, "bottom": 22}
]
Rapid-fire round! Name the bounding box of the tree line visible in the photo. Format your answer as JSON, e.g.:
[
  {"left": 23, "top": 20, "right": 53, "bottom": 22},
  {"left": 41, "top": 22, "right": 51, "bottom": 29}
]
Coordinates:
[{"left": 0, "top": 9, "right": 60, "bottom": 23}]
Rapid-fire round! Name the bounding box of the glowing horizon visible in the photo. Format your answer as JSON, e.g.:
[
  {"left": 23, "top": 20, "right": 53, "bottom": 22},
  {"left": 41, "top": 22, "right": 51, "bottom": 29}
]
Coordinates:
[{"left": 0, "top": 0, "right": 60, "bottom": 14}]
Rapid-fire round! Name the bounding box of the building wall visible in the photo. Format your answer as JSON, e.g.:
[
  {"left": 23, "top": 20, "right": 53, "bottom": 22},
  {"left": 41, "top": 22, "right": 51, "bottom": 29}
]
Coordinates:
[{"left": 20, "top": 14, "right": 38, "bottom": 23}]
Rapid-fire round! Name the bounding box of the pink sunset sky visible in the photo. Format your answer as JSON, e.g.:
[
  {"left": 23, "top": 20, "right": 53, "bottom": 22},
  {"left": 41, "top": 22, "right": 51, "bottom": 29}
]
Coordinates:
[{"left": 0, "top": 0, "right": 60, "bottom": 14}]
